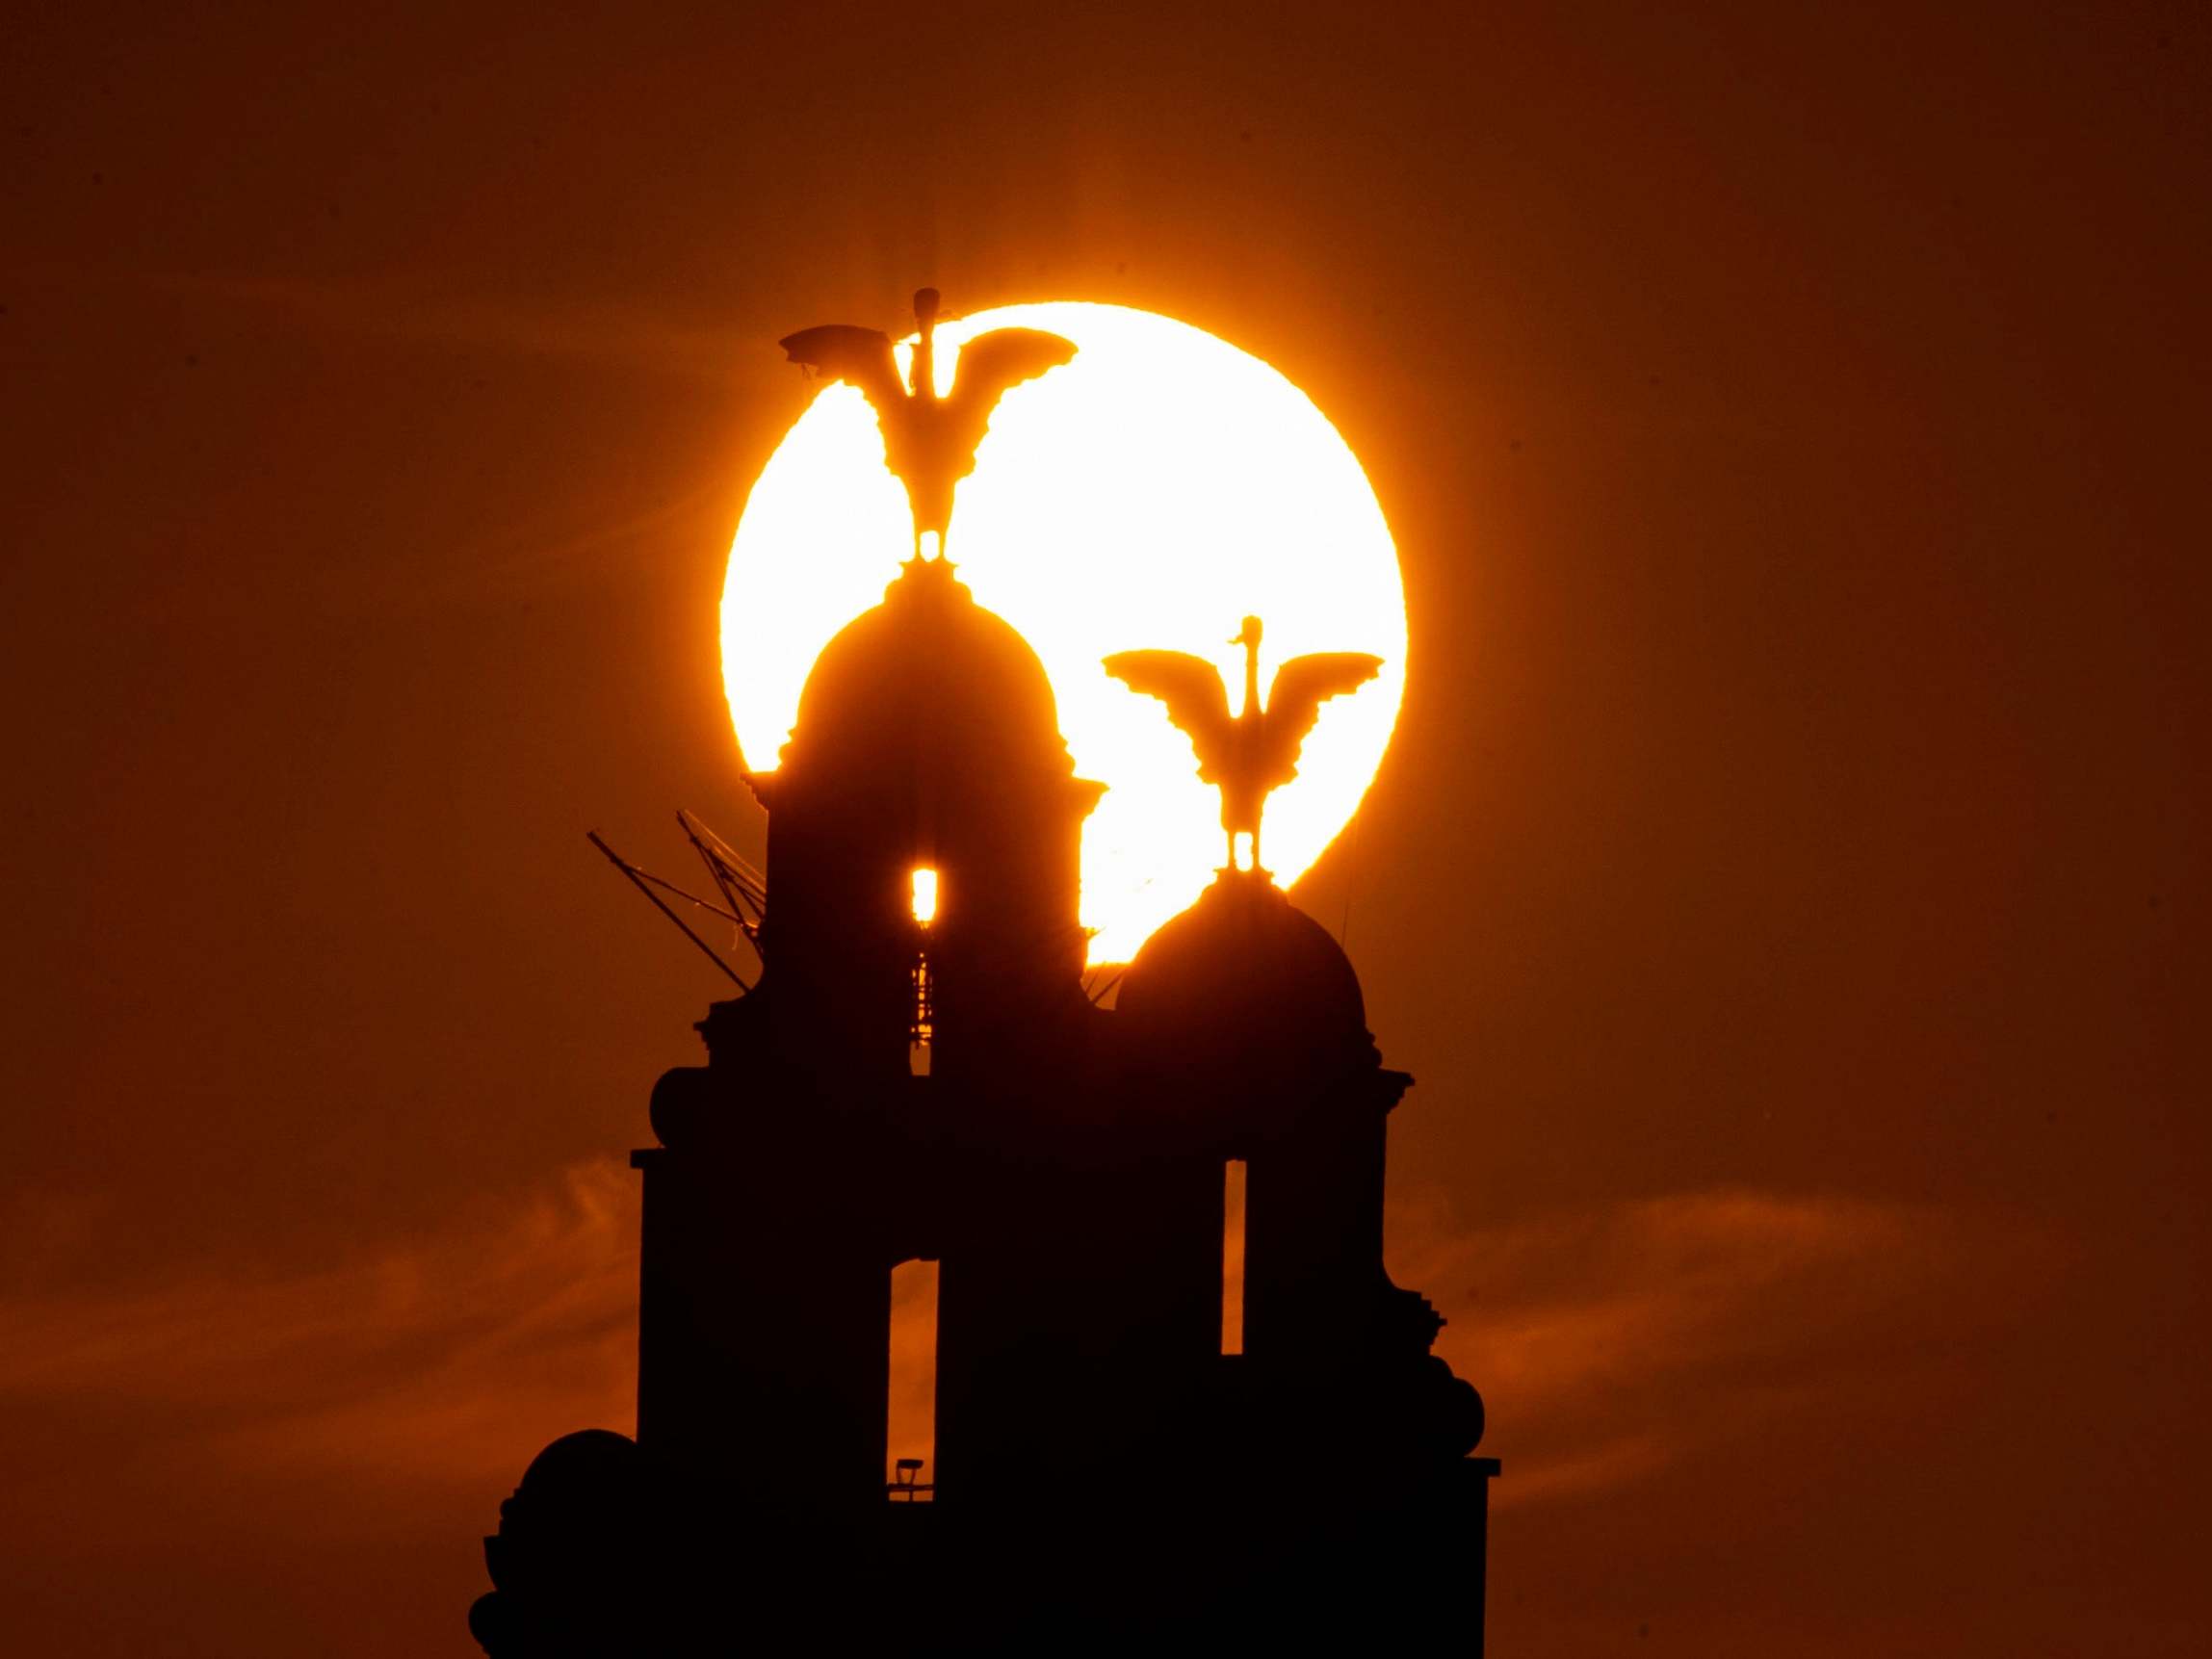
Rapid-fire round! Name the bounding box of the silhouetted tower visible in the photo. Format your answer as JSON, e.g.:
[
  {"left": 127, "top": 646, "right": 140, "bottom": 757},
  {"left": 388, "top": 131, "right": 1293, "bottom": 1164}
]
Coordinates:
[
  {"left": 1115, "top": 870, "right": 1493, "bottom": 1637},
  {"left": 628, "top": 556, "right": 1101, "bottom": 1562},
  {"left": 470, "top": 298, "right": 1496, "bottom": 1658}
]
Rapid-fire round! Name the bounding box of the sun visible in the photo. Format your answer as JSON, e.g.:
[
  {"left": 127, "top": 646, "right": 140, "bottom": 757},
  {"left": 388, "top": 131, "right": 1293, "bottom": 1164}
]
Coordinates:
[{"left": 722, "top": 301, "right": 1406, "bottom": 964}]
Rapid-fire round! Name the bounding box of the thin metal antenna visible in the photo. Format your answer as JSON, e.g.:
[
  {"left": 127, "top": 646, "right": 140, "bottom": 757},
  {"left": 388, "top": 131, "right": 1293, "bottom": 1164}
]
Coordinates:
[
  {"left": 587, "top": 830, "right": 751, "bottom": 991},
  {"left": 681, "top": 817, "right": 749, "bottom": 922},
  {"left": 678, "top": 812, "right": 765, "bottom": 904},
  {"left": 627, "top": 866, "right": 744, "bottom": 928},
  {"left": 673, "top": 810, "right": 766, "bottom": 981},
  {"left": 677, "top": 809, "right": 767, "bottom": 918}
]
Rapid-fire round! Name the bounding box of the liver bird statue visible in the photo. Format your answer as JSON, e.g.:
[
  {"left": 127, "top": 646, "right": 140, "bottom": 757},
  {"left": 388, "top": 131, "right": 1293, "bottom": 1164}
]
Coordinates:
[
  {"left": 779, "top": 288, "right": 1076, "bottom": 559},
  {"left": 1104, "top": 615, "right": 1382, "bottom": 873}
]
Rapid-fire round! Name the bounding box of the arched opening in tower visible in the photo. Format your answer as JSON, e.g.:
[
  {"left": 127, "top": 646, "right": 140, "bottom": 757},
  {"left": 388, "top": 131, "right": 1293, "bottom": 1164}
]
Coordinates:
[{"left": 887, "top": 1257, "right": 938, "bottom": 1501}]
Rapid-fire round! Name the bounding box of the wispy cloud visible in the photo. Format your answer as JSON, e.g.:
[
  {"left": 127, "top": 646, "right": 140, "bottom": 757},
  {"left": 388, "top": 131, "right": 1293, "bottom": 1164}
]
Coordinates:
[
  {"left": 0, "top": 1171, "right": 2049, "bottom": 1511},
  {"left": 0, "top": 1159, "right": 638, "bottom": 1495},
  {"left": 1391, "top": 1186, "right": 2059, "bottom": 1510}
]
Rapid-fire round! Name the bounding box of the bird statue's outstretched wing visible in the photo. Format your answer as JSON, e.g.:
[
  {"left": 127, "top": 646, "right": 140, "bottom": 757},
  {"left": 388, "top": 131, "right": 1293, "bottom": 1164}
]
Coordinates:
[
  {"left": 1102, "top": 650, "right": 1235, "bottom": 780},
  {"left": 1258, "top": 652, "right": 1384, "bottom": 786},
  {"left": 777, "top": 324, "right": 907, "bottom": 416},
  {"left": 941, "top": 326, "right": 1078, "bottom": 458}
]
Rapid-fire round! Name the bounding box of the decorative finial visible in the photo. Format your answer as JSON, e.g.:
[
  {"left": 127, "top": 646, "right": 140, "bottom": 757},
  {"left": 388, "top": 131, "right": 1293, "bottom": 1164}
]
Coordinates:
[
  {"left": 1104, "top": 615, "right": 1382, "bottom": 874},
  {"left": 778, "top": 291, "right": 1075, "bottom": 561}
]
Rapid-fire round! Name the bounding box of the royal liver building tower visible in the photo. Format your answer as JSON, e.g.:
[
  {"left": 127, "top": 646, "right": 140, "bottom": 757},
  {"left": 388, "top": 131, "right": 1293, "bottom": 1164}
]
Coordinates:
[{"left": 468, "top": 295, "right": 1496, "bottom": 1656}]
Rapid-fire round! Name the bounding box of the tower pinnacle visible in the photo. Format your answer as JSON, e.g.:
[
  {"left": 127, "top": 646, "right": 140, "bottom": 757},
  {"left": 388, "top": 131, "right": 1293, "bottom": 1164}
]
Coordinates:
[
  {"left": 1104, "top": 614, "right": 1382, "bottom": 872},
  {"left": 778, "top": 290, "right": 1076, "bottom": 559}
]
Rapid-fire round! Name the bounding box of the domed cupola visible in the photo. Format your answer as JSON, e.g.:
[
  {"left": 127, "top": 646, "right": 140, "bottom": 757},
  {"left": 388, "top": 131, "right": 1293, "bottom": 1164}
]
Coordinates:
[
  {"left": 1116, "top": 868, "right": 1377, "bottom": 1107},
  {"left": 744, "top": 557, "right": 1104, "bottom": 1081},
  {"left": 779, "top": 555, "right": 1074, "bottom": 791}
]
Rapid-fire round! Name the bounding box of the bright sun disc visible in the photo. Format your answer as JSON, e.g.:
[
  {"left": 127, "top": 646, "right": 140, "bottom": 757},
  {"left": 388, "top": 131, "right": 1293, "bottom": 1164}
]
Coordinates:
[{"left": 722, "top": 301, "right": 1405, "bottom": 963}]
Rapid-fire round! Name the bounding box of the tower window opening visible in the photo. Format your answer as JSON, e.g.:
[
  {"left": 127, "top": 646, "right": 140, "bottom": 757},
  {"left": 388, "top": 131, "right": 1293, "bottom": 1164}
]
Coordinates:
[
  {"left": 909, "top": 954, "right": 933, "bottom": 1075},
  {"left": 1222, "top": 1158, "right": 1247, "bottom": 1356},
  {"left": 887, "top": 1258, "right": 939, "bottom": 1501},
  {"left": 909, "top": 867, "right": 937, "bottom": 1076}
]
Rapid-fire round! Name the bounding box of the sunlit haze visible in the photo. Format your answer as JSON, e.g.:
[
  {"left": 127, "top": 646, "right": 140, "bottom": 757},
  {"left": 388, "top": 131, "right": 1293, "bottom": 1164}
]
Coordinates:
[{"left": 724, "top": 302, "right": 1407, "bottom": 962}]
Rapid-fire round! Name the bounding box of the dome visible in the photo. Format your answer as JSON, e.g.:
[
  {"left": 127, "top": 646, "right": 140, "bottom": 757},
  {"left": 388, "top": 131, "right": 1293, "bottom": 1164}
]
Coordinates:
[
  {"left": 1115, "top": 868, "right": 1373, "bottom": 1086},
  {"left": 778, "top": 557, "right": 1072, "bottom": 784},
  {"left": 512, "top": 1429, "right": 648, "bottom": 1509}
]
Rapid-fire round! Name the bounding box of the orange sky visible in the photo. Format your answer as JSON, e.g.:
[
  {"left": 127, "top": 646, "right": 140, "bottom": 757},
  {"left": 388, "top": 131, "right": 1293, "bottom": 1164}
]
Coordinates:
[{"left": 2, "top": 3, "right": 2206, "bottom": 1653}]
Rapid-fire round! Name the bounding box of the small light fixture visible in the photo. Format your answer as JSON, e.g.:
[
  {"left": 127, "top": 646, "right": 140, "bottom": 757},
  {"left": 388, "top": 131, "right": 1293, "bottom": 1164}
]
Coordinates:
[{"left": 891, "top": 1457, "right": 930, "bottom": 1502}]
